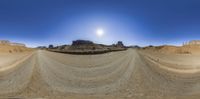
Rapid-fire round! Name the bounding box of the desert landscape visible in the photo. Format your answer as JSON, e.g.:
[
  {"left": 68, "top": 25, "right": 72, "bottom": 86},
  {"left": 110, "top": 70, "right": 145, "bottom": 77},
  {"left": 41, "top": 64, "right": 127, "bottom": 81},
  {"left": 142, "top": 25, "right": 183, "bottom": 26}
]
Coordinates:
[
  {"left": 1, "top": 40, "right": 200, "bottom": 98},
  {"left": 1, "top": 0, "right": 200, "bottom": 98}
]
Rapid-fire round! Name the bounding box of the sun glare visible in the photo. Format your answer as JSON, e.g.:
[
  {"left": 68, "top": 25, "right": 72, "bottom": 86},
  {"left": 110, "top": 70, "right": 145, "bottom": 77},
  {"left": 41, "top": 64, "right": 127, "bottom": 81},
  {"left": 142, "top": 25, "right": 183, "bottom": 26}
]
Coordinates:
[{"left": 96, "top": 28, "right": 104, "bottom": 37}]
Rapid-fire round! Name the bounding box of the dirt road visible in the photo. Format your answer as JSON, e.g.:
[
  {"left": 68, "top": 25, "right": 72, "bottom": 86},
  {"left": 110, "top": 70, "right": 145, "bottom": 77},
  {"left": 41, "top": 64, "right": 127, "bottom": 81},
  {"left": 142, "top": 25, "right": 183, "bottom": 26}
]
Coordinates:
[{"left": 0, "top": 49, "right": 200, "bottom": 99}]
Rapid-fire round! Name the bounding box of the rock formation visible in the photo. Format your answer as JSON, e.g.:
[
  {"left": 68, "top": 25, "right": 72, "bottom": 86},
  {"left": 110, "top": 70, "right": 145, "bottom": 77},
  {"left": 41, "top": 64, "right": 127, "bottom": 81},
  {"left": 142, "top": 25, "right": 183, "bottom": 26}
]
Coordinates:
[
  {"left": 116, "top": 41, "right": 124, "bottom": 48},
  {"left": 48, "top": 45, "right": 54, "bottom": 49},
  {"left": 69, "top": 40, "right": 103, "bottom": 50},
  {"left": 48, "top": 40, "right": 127, "bottom": 54},
  {"left": 72, "top": 40, "right": 94, "bottom": 46}
]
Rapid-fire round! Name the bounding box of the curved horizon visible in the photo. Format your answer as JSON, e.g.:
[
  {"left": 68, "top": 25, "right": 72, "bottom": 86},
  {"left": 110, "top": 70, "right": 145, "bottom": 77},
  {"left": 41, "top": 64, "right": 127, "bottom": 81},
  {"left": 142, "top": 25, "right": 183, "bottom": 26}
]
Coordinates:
[{"left": 0, "top": 0, "right": 200, "bottom": 47}]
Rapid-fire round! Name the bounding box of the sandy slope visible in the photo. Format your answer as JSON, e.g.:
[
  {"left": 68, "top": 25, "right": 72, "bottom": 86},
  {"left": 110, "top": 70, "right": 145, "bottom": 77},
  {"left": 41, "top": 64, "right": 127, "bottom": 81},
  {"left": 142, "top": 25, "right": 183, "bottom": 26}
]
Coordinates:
[
  {"left": 0, "top": 49, "right": 200, "bottom": 98},
  {"left": 0, "top": 44, "right": 33, "bottom": 53}
]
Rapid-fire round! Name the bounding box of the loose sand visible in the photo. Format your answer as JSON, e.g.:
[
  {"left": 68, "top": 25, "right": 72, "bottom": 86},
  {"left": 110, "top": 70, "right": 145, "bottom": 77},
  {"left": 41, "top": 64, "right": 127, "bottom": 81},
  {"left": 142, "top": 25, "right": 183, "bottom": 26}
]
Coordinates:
[
  {"left": 0, "top": 48, "right": 200, "bottom": 98},
  {"left": 0, "top": 44, "right": 33, "bottom": 53},
  {"left": 144, "top": 45, "right": 200, "bottom": 54}
]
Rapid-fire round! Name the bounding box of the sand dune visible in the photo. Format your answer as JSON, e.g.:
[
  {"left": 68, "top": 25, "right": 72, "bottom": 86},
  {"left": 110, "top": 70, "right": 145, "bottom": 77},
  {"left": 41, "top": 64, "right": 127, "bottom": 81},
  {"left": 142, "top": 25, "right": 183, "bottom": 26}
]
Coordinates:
[{"left": 0, "top": 49, "right": 200, "bottom": 98}]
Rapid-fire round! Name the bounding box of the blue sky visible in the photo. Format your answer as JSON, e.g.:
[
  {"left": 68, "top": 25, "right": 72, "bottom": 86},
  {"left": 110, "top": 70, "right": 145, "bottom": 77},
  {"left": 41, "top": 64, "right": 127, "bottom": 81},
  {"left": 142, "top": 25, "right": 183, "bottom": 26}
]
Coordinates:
[{"left": 0, "top": 0, "right": 200, "bottom": 47}]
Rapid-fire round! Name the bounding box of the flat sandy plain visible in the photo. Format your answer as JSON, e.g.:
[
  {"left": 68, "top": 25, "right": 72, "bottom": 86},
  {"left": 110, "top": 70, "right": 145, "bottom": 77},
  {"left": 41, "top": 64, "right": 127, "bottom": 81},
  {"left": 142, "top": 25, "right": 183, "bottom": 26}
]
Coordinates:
[{"left": 1, "top": 48, "right": 200, "bottom": 99}]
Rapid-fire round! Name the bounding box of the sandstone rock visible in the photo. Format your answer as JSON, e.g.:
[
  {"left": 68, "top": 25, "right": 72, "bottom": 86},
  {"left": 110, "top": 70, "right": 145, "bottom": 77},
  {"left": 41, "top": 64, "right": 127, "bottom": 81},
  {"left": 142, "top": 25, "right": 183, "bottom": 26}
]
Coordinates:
[
  {"left": 72, "top": 40, "right": 94, "bottom": 46},
  {"left": 116, "top": 41, "right": 124, "bottom": 48}
]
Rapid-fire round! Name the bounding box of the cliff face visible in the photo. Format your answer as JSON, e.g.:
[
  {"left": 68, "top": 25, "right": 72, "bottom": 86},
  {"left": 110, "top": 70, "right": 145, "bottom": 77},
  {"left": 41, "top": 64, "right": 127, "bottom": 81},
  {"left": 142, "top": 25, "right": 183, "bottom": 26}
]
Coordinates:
[
  {"left": 69, "top": 40, "right": 126, "bottom": 51},
  {"left": 48, "top": 40, "right": 127, "bottom": 54},
  {"left": 116, "top": 41, "right": 125, "bottom": 48},
  {"left": 72, "top": 40, "right": 94, "bottom": 46},
  {"left": 69, "top": 40, "right": 103, "bottom": 50}
]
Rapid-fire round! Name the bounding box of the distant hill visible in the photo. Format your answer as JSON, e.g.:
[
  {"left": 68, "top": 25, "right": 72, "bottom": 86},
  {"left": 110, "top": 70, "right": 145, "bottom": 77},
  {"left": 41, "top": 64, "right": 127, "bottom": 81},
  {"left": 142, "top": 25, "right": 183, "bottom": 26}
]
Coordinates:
[
  {"left": 142, "top": 44, "right": 200, "bottom": 55},
  {"left": 47, "top": 40, "right": 127, "bottom": 54},
  {"left": 0, "top": 40, "right": 33, "bottom": 53}
]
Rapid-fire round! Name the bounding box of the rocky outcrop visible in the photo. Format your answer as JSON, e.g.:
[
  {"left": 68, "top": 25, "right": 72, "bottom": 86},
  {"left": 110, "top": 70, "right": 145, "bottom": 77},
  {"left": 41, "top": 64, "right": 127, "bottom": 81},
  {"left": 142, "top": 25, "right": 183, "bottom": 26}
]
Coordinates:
[
  {"left": 69, "top": 40, "right": 103, "bottom": 50},
  {"left": 116, "top": 41, "right": 124, "bottom": 48},
  {"left": 72, "top": 40, "right": 94, "bottom": 46},
  {"left": 48, "top": 40, "right": 127, "bottom": 54}
]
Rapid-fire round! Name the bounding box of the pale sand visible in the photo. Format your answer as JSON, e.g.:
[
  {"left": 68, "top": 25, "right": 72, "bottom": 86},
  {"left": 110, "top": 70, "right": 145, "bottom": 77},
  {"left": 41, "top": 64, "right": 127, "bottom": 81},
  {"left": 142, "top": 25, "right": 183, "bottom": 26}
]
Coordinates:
[{"left": 0, "top": 49, "right": 200, "bottom": 98}]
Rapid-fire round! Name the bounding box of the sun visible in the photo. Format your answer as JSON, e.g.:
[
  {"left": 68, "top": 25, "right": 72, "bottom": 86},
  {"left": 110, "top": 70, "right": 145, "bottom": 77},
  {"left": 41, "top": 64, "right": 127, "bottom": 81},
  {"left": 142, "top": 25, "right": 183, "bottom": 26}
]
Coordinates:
[{"left": 96, "top": 28, "right": 104, "bottom": 37}]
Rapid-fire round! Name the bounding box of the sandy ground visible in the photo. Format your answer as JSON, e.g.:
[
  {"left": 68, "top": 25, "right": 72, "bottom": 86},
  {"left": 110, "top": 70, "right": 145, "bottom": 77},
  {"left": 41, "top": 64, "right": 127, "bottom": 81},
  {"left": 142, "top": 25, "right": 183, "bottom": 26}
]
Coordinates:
[
  {"left": 0, "top": 49, "right": 200, "bottom": 98},
  {"left": 0, "top": 44, "right": 33, "bottom": 53}
]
